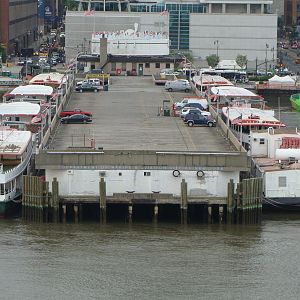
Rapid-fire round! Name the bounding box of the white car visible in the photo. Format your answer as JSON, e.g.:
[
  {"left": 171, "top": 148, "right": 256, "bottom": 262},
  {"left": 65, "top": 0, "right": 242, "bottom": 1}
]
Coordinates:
[{"left": 180, "top": 107, "right": 211, "bottom": 118}]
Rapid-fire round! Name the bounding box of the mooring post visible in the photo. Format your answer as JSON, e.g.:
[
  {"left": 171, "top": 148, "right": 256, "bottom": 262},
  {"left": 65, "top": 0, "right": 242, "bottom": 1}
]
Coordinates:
[
  {"left": 74, "top": 205, "right": 79, "bottom": 223},
  {"left": 52, "top": 177, "right": 60, "bottom": 222},
  {"left": 226, "top": 179, "right": 234, "bottom": 224},
  {"left": 180, "top": 179, "right": 188, "bottom": 225},
  {"left": 22, "top": 175, "right": 27, "bottom": 220},
  {"left": 43, "top": 181, "right": 49, "bottom": 223},
  {"left": 99, "top": 178, "right": 107, "bottom": 224}
]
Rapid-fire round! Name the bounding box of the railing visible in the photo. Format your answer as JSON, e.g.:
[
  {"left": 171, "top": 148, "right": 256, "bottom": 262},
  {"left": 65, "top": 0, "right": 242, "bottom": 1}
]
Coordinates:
[
  {"left": 256, "top": 83, "right": 300, "bottom": 90},
  {"left": 0, "top": 142, "right": 33, "bottom": 183}
]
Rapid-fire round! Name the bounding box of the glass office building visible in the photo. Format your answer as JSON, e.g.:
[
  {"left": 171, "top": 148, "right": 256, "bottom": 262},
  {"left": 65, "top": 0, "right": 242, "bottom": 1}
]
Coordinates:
[{"left": 79, "top": 1, "right": 207, "bottom": 51}]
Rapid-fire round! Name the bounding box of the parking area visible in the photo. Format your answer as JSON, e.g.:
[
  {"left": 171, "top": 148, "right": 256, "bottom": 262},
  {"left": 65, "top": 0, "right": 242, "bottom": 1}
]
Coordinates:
[{"left": 49, "top": 76, "right": 235, "bottom": 151}]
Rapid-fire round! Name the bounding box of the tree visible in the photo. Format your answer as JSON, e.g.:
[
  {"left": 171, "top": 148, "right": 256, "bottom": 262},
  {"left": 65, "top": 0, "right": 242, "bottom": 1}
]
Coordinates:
[
  {"left": 206, "top": 54, "right": 219, "bottom": 68},
  {"left": 64, "top": 0, "right": 78, "bottom": 11},
  {"left": 236, "top": 54, "right": 247, "bottom": 69}
]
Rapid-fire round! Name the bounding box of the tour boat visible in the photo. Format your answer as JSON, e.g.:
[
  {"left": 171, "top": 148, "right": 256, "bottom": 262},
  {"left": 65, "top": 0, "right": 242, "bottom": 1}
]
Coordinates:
[
  {"left": 290, "top": 93, "right": 300, "bottom": 111},
  {"left": 251, "top": 128, "right": 300, "bottom": 210},
  {"left": 221, "top": 105, "right": 286, "bottom": 150},
  {"left": 0, "top": 128, "right": 33, "bottom": 216}
]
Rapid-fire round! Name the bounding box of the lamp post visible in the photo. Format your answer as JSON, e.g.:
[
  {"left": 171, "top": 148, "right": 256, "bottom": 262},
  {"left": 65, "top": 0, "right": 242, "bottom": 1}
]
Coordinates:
[
  {"left": 265, "top": 43, "right": 269, "bottom": 75},
  {"left": 214, "top": 40, "right": 219, "bottom": 57}
]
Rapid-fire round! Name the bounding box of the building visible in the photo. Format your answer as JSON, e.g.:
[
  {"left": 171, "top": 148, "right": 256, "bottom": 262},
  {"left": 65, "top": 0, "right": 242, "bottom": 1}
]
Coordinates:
[
  {"left": 272, "top": 0, "right": 284, "bottom": 16},
  {"left": 284, "top": 0, "right": 300, "bottom": 26},
  {"left": 0, "top": 0, "right": 39, "bottom": 56},
  {"left": 66, "top": 0, "right": 277, "bottom": 66}
]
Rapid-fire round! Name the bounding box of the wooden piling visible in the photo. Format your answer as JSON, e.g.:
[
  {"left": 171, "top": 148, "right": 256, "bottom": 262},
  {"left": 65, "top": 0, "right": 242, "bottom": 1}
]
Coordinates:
[
  {"left": 99, "top": 178, "right": 107, "bottom": 224},
  {"left": 52, "top": 178, "right": 60, "bottom": 222},
  {"left": 180, "top": 179, "right": 188, "bottom": 225},
  {"left": 226, "top": 179, "right": 235, "bottom": 224},
  {"left": 207, "top": 205, "right": 212, "bottom": 223},
  {"left": 219, "top": 205, "right": 224, "bottom": 223},
  {"left": 43, "top": 181, "right": 49, "bottom": 222}
]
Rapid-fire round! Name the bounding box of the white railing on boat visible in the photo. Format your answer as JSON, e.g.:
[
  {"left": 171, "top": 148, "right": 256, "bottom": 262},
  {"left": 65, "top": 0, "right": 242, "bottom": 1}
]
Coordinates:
[{"left": 0, "top": 142, "right": 33, "bottom": 183}]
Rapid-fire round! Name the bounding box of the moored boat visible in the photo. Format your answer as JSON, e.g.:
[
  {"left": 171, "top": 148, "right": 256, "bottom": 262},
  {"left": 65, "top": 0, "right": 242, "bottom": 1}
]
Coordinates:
[
  {"left": 290, "top": 93, "right": 300, "bottom": 111},
  {"left": 0, "top": 128, "right": 33, "bottom": 217}
]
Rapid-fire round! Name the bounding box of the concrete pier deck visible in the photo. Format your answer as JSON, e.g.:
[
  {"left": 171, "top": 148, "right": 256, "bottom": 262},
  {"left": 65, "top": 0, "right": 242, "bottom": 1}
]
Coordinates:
[{"left": 48, "top": 76, "right": 235, "bottom": 152}]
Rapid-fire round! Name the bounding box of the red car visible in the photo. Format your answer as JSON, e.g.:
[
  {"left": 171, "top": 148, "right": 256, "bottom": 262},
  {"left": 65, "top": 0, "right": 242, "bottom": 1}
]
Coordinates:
[{"left": 60, "top": 108, "right": 93, "bottom": 118}]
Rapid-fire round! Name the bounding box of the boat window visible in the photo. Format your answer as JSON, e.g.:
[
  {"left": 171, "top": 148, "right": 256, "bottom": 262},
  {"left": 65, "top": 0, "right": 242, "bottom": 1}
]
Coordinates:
[
  {"left": 278, "top": 176, "right": 287, "bottom": 188},
  {"left": 259, "top": 138, "right": 265, "bottom": 145}
]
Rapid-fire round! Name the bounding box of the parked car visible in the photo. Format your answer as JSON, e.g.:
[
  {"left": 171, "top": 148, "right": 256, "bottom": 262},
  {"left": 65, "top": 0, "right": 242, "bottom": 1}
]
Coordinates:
[
  {"left": 60, "top": 108, "right": 93, "bottom": 118},
  {"left": 76, "top": 78, "right": 101, "bottom": 87},
  {"left": 292, "top": 43, "right": 298, "bottom": 49},
  {"left": 176, "top": 98, "right": 208, "bottom": 110},
  {"left": 75, "top": 82, "right": 101, "bottom": 92},
  {"left": 180, "top": 107, "right": 211, "bottom": 118},
  {"left": 184, "top": 113, "right": 216, "bottom": 127},
  {"left": 61, "top": 114, "right": 92, "bottom": 124},
  {"left": 182, "top": 102, "right": 205, "bottom": 110},
  {"left": 165, "top": 79, "right": 191, "bottom": 92}
]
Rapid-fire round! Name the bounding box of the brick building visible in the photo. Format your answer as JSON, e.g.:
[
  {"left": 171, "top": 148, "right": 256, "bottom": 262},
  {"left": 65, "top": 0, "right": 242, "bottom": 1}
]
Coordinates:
[{"left": 0, "top": 0, "right": 38, "bottom": 56}]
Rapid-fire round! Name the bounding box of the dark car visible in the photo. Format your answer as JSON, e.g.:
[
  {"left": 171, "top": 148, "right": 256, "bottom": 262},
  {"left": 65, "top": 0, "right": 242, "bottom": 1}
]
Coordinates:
[
  {"left": 61, "top": 114, "right": 92, "bottom": 124},
  {"left": 75, "top": 82, "right": 100, "bottom": 93},
  {"left": 182, "top": 102, "right": 204, "bottom": 110},
  {"left": 184, "top": 113, "right": 216, "bottom": 127}
]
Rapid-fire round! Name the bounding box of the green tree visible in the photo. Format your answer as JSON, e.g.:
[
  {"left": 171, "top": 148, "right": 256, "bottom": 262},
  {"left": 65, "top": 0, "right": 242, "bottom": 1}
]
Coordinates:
[
  {"left": 64, "top": 0, "right": 78, "bottom": 11},
  {"left": 206, "top": 54, "right": 219, "bottom": 68},
  {"left": 236, "top": 54, "right": 247, "bottom": 69}
]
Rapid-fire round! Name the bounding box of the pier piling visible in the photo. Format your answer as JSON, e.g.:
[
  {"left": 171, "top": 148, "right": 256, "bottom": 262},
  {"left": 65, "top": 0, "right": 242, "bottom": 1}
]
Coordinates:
[
  {"left": 180, "top": 179, "right": 188, "bottom": 225},
  {"left": 52, "top": 178, "right": 60, "bottom": 222},
  {"left": 99, "top": 178, "right": 107, "bottom": 224}
]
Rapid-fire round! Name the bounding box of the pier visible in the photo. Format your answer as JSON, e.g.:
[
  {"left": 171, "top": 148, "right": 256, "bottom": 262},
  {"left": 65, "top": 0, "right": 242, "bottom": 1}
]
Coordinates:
[{"left": 22, "top": 76, "right": 264, "bottom": 224}]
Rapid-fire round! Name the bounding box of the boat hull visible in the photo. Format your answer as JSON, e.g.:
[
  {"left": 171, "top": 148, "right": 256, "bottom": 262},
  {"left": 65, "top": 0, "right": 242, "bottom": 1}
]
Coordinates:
[
  {"left": 290, "top": 94, "right": 300, "bottom": 111},
  {"left": 263, "top": 197, "right": 300, "bottom": 211},
  {"left": 0, "top": 200, "right": 21, "bottom": 218}
]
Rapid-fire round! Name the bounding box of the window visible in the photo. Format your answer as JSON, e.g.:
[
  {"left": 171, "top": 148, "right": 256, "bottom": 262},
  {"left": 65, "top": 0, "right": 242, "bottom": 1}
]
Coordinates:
[
  {"left": 145, "top": 63, "right": 150, "bottom": 68},
  {"left": 144, "top": 172, "right": 151, "bottom": 176},
  {"left": 122, "top": 62, "right": 126, "bottom": 71},
  {"left": 166, "top": 63, "right": 170, "bottom": 68},
  {"left": 155, "top": 63, "right": 160, "bottom": 68},
  {"left": 259, "top": 138, "right": 265, "bottom": 145},
  {"left": 278, "top": 176, "right": 287, "bottom": 187},
  {"left": 111, "top": 62, "right": 116, "bottom": 71}
]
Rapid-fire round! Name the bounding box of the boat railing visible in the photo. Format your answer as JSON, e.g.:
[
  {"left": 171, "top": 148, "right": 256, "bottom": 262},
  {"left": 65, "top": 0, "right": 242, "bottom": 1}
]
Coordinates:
[{"left": 0, "top": 142, "right": 33, "bottom": 183}]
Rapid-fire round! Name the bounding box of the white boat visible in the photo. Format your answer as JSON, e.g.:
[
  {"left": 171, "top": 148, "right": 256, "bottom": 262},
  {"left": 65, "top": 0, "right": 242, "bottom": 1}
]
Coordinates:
[
  {"left": 251, "top": 128, "right": 300, "bottom": 210},
  {"left": 0, "top": 128, "right": 33, "bottom": 216},
  {"left": 221, "top": 105, "right": 285, "bottom": 150}
]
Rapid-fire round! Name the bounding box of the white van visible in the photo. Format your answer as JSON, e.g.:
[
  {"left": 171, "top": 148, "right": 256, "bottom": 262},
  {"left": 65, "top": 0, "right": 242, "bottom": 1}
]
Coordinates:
[
  {"left": 76, "top": 78, "right": 101, "bottom": 87},
  {"left": 176, "top": 98, "right": 208, "bottom": 110},
  {"left": 165, "top": 79, "right": 191, "bottom": 92}
]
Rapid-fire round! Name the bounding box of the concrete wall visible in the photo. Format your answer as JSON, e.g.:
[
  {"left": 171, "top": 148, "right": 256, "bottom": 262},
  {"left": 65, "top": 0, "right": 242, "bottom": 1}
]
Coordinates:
[
  {"left": 65, "top": 11, "right": 168, "bottom": 61},
  {"left": 189, "top": 13, "right": 277, "bottom": 61},
  {"left": 46, "top": 168, "right": 239, "bottom": 197}
]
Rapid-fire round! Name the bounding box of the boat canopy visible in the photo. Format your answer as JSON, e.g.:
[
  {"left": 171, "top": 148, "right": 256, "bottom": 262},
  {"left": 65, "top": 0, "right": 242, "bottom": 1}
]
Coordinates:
[
  {"left": 9, "top": 84, "right": 53, "bottom": 96},
  {"left": 0, "top": 102, "right": 41, "bottom": 116},
  {"left": 210, "top": 86, "right": 262, "bottom": 98},
  {"left": 29, "top": 73, "right": 66, "bottom": 86}
]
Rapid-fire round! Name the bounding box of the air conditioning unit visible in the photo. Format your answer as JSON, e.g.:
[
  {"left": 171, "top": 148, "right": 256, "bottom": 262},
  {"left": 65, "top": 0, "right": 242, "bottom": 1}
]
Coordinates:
[{"left": 99, "top": 171, "right": 106, "bottom": 177}]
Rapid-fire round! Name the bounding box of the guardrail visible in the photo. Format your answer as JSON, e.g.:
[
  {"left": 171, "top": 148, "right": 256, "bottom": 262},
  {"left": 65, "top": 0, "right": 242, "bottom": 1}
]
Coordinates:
[{"left": 190, "top": 80, "right": 246, "bottom": 153}]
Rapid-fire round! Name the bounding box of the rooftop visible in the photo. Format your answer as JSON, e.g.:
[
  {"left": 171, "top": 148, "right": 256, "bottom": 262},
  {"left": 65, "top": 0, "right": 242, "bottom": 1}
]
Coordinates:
[{"left": 9, "top": 85, "right": 54, "bottom": 96}]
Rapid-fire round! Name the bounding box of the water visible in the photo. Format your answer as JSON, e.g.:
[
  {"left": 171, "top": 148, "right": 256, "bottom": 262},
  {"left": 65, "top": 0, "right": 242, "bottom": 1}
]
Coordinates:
[{"left": 1, "top": 215, "right": 300, "bottom": 300}]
